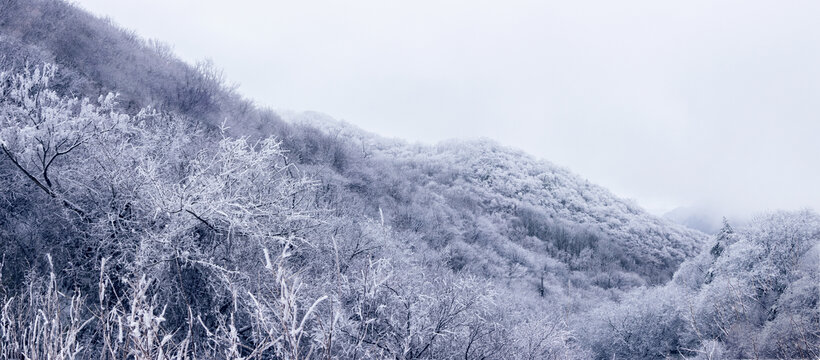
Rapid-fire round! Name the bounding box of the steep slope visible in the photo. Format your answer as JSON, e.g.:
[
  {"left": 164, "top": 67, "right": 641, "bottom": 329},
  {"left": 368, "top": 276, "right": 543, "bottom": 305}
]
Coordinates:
[
  {"left": 0, "top": 0, "right": 282, "bottom": 136},
  {"left": 0, "top": 0, "right": 705, "bottom": 288}
]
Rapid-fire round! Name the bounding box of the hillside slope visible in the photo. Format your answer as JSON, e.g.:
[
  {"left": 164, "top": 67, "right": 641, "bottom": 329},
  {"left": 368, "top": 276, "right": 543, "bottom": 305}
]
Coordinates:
[
  {"left": 0, "top": 0, "right": 706, "bottom": 286},
  {"left": 0, "top": 1, "right": 724, "bottom": 358},
  {"left": 287, "top": 111, "right": 705, "bottom": 284}
]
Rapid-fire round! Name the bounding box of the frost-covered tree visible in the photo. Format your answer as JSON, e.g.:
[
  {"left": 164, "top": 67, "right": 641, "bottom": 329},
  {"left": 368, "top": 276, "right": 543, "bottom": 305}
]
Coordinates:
[{"left": 0, "top": 63, "right": 128, "bottom": 219}]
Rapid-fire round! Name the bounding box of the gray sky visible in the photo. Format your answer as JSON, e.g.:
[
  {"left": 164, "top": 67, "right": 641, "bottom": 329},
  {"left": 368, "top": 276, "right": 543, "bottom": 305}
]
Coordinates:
[{"left": 75, "top": 0, "right": 820, "bottom": 216}]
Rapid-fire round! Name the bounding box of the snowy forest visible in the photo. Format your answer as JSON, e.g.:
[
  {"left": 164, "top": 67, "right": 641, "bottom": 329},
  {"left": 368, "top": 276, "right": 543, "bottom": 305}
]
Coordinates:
[{"left": 0, "top": 1, "right": 817, "bottom": 359}]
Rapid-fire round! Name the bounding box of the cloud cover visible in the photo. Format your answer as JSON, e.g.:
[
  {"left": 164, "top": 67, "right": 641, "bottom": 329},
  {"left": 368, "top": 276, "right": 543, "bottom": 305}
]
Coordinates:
[{"left": 74, "top": 0, "right": 820, "bottom": 216}]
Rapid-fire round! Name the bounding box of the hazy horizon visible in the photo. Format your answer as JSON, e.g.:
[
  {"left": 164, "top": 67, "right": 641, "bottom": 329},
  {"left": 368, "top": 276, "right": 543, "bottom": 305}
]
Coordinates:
[{"left": 74, "top": 0, "right": 820, "bottom": 217}]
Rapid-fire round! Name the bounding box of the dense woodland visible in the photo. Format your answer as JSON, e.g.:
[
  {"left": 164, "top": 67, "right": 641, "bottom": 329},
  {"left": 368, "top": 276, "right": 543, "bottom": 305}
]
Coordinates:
[{"left": 0, "top": 1, "right": 817, "bottom": 358}]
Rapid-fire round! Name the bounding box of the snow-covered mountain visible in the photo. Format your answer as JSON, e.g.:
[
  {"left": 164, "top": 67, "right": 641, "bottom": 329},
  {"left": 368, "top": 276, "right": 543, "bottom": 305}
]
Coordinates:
[{"left": 0, "top": 1, "right": 816, "bottom": 358}]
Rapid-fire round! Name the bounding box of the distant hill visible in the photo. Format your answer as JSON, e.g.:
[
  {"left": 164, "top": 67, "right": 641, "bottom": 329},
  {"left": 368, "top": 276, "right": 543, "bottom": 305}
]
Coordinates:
[
  {"left": 284, "top": 110, "right": 707, "bottom": 284},
  {"left": 663, "top": 205, "right": 754, "bottom": 235},
  {"left": 664, "top": 206, "right": 723, "bottom": 234}
]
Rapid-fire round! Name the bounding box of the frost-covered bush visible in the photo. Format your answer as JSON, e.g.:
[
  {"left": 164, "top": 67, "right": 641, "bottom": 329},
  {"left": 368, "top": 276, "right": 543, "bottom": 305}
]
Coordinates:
[{"left": 581, "top": 285, "right": 688, "bottom": 359}]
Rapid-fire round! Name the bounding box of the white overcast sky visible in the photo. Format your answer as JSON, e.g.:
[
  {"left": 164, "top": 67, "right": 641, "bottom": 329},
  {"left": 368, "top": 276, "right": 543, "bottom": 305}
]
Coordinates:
[{"left": 75, "top": 0, "right": 820, "bottom": 216}]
